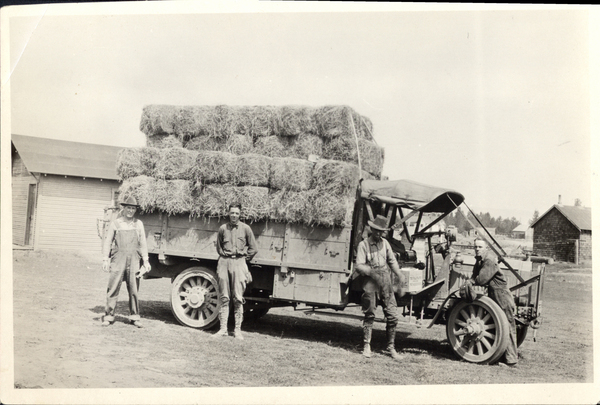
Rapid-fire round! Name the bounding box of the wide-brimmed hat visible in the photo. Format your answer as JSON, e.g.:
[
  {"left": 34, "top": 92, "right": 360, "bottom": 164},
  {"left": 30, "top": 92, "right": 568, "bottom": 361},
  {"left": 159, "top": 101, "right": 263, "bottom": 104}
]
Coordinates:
[
  {"left": 120, "top": 196, "right": 139, "bottom": 207},
  {"left": 367, "top": 215, "right": 390, "bottom": 232}
]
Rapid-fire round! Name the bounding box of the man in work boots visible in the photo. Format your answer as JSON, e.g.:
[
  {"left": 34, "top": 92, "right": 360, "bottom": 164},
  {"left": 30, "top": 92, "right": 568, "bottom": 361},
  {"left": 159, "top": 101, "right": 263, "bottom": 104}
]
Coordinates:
[
  {"left": 354, "top": 215, "right": 404, "bottom": 360},
  {"left": 465, "top": 238, "right": 518, "bottom": 367},
  {"left": 213, "top": 203, "right": 258, "bottom": 339},
  {"left": 101, "top": 196, "right": 151, "bottom": 328}
]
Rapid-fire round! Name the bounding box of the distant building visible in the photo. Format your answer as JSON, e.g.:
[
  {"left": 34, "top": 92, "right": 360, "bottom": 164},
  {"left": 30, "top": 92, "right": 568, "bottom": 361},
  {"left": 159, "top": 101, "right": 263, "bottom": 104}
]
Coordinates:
[
  {"left": 11, "top": 134, "right": 122, "bottom": 252},
  {"left": 511, "top": 224, "right": 533, "bottom": 240},
  {"left": 530, "top": 203, "right": 592, "bottom": 263},
  {"left": 468, "top": 227, "right": 496, "bottom": 238}
]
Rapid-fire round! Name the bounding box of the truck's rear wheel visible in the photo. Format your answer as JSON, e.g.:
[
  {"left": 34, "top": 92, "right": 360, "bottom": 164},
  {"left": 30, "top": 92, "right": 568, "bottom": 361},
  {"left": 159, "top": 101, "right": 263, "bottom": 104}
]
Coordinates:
[
  {"left": 446, "top": 296, "right": 510, "bottom": 364},
  {"left": 170, "top": 267, "right": 220, "bottom": 329}
]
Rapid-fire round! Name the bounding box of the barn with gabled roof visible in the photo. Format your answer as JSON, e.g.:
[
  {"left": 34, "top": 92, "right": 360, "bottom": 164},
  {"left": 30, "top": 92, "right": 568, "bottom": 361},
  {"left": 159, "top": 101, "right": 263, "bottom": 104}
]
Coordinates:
[
  {"left": 11, "top": 134, "right": 123, "bottom": 252},
  {"left": 530, "top": 203, "right": 592, "bottom": 264}
]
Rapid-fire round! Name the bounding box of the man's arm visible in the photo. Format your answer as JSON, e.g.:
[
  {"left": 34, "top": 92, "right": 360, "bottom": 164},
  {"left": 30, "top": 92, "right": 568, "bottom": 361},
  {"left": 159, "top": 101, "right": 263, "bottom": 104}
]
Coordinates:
[
  {"left": 102, "top": 222, "right": 116, "bottom": 260},
  {"left": 472, "top": 257, "right": 497, "bottom": 286},
  {"left": 384, "top": 240, "right": 403, "bottom": 280},
  {"left": 354, "top": 241, "right": 372, "bottom": 276},
  {"left": 245, "top": 225, "right": 258, "bottom": 261},
  {"left": 216, "top": 226, "right": 225, "bottom": 257}
]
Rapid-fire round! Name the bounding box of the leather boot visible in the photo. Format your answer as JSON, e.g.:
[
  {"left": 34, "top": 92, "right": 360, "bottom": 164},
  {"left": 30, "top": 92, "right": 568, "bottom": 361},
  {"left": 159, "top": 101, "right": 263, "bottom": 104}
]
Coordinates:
[
  {"left": 233, "top": 301, "right": 244, "bottom": 340},
  {"left": 212, "top": 304, "right": 229, "bottom": 338},
  {"left": 362, "top": 323, "right": 373, "bottom": 358},
  {"left": 386, "top": 324, "right": 403, "bottom": 360}
]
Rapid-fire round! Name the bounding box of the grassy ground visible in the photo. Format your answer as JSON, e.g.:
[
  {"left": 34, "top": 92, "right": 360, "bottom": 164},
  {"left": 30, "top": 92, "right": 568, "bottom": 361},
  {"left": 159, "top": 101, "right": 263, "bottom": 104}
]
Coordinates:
[{"left": 5, "top": 249, "right": 596, "bottom": 403}]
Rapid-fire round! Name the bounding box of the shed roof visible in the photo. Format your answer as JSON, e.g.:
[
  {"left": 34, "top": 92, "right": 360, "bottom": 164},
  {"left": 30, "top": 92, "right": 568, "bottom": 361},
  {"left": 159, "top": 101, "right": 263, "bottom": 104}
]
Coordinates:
[
  {"left": 11, "top": 134, "right": 123, "bottom": 181},
  {"left": 531, "top": 204, "right": 591, "bottom": 232}
]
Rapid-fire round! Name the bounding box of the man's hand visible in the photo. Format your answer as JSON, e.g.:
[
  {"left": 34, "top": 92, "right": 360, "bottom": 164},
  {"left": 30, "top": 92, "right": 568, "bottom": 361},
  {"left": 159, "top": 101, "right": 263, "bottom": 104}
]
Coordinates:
[
  {"left": 102, "top": 259, "right": 110, "bottom": 272},
  {"left": 137, "top": 261, "right": 151, "bottom": 278}
]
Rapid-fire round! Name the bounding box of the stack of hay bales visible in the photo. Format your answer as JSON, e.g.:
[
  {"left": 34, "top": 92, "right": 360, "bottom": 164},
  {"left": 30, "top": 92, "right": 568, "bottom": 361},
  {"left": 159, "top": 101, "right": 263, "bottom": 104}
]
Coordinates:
[{"left": 117, "top": 105, "right": 384, "bottom": 227}]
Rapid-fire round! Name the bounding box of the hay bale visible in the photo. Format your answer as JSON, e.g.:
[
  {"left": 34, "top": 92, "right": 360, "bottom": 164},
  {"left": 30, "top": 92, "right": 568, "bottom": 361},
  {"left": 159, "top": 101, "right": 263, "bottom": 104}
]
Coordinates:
[
  {"left": 190, "top": 150, "right": 236, "bottom": 184},
  {"left": 321, "top": 137, "right": 384, "bottom": 178},
  {"left": 249, "top": 106, "right": 280, "bottom": 139},
  {"left": 193, "top": 185, "right": 270, "bottom": 222},
  {"left": 139, "top": 105, "right": 179, "bottom": 136},
  {"left": 117, "top": 175, "right": 157, "bottom": 213},
  {"left": 230, "top": 154, "right": 271, "bottom": 187},
  {"left": 174, "top": 106, "right": 220, "bottom": 140},
  {"left": 216, "top": 105, "right": 254, "bottom": 137},
  {"left": 224, "top": 134, "right": 254, "bottom": 155},
  {"left": 184, "top": 136, "right": 226, "bottom": 152},
  {"left": 146, "top": 134, "right": 184, "bottom": 148},
  {"left": 314, "top": 105, "right": 373, "bottom": 140},
  {"left": 254, "top": 136, "right": 293, "bottom": 158},
  {"left": 116, "top": 147, "right": 160, "bottom": 180},
  {"left": 279, "top": 106, "right": 318, "bottom": 137},
  {"left": 154, "top": 179, "right": 194, "bottom": 215},
  {"left": 269, "top": 157, "right": 314, "bottom": 191},
  {"left": 289, "top": 133, "right": 323, "bottom": 159},
  {"left": 308, "top": 191, "right": 355, "bottom": 228},
  {"left": 311, "top": 159, "right": 362, "bottom": 197},
  {"left": 268, "top": 189, "right": 310, "bottom": 223},
  {"left": 153, "top": 148, "right": 198, "bottom": 180}
]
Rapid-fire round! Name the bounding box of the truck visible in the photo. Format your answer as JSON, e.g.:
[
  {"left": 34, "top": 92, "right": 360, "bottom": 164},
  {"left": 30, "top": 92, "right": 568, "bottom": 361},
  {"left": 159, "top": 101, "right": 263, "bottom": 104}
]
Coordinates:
[{"left": 100, "top": 178, "right": 548, "bottom": 365}]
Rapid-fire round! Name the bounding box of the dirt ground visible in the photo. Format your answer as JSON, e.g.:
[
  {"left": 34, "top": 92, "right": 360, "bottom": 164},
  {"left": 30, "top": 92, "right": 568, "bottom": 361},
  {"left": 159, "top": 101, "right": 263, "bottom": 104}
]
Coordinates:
[{"left": 6, "top": 249, "right": 596, "bottom": 401}]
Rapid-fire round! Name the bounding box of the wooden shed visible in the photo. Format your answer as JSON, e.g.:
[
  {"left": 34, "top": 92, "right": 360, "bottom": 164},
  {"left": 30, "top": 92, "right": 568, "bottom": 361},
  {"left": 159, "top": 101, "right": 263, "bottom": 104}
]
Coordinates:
[
  {"left": 531, "top": 204, "right": 592, "bottom": 264},
  {"left": 11, "top": 134, "right": 123, "bottom": 252}
]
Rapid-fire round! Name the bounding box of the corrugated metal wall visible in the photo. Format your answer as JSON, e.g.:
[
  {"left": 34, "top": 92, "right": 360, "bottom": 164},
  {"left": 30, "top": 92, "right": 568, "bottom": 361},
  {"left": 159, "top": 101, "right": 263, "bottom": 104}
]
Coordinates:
[
  {"left": 35, "top": 175, "right": 119, "bottom": 252},
  {"left": 12, "top": 154, "right": 37, "bottom": 246}
]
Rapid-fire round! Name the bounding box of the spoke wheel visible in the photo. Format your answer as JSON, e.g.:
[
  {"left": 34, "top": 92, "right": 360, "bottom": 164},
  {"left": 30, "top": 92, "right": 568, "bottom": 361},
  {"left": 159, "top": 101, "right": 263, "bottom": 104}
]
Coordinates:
[
  {"left": 446, "top": 296, "right": 510, "bottom": 364},
  {"left": 170, "top": 267, "right": 220, "bottom": 329}
]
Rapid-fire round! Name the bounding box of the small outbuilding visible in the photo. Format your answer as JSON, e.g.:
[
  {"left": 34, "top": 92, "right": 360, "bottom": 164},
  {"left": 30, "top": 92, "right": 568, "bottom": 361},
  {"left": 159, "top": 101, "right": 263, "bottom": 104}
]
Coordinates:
[
  {"left": 511, "top": 224, "right": 533, "bottom": 240},
  {"left": 530, "top": 203, "right": 592, "bottom": 263},
  {"left": 12, "top": 134, "right": 123, "bottom": 252}
]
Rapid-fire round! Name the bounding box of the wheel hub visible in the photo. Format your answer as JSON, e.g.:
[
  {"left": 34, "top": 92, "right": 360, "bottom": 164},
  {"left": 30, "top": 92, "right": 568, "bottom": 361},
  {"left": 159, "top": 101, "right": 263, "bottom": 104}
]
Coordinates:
[
  {"left": 186, "top": 286, "right": 208, "bottom": 309},
  {"left": 464, "top": 319, "right": 484, "bottom": 339}
]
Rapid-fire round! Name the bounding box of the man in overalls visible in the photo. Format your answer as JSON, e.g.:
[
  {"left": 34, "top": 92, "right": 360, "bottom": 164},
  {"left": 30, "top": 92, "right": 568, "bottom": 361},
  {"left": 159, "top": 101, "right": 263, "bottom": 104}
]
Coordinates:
[
  {"left": 466, "top": 238, "right": 518, "bottom": 366},
  {"left": 355, "top": 215, "right": 404, "bottom": 360},
  {"left": 101, "top": 196, "right": 151, "bottom": 328}
]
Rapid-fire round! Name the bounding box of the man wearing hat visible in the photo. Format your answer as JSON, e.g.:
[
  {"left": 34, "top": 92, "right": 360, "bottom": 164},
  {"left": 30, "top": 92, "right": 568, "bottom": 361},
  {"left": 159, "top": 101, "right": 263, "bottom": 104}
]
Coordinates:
[
  {"left": 101, "top": 196, "right": 151, "bottom": 328},
  {"left": 355, "top": 214, "right": 404, "bottom": 360}
]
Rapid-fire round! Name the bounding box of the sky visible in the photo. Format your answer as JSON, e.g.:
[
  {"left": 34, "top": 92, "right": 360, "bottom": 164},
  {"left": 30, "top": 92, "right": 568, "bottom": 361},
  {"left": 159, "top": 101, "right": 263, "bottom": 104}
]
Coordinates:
[{"left": 4, "top": 2, "right": 597, "bottom": 224}]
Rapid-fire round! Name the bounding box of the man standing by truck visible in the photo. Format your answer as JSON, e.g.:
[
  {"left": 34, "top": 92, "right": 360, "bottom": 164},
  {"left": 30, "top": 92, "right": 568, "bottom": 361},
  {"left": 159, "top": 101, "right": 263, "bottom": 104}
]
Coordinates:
[
  {"left": 101, "top": 196, "right": 151, "bottom": 328},
  {"left": 213, "top": 203, "right": 258, "bottom": 340},
  {"left": 465, "top": 238, "right": 518, "bottom": 367},
  {"left": 355, "top": 215, "right": 404, "bottom": 360}
]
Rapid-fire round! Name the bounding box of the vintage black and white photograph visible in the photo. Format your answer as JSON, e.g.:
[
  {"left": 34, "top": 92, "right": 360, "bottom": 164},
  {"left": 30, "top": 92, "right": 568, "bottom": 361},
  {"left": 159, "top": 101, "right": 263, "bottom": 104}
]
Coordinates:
[{"left": 1, "top": 2, "right": 598, "bottom": 404}]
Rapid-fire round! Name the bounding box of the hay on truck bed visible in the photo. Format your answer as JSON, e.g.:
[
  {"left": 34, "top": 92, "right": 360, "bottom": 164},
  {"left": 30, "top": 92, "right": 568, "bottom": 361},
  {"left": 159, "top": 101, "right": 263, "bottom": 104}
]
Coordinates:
[
  {"left": 132, "top": 104, "right": 384, "bottom": 227},
  {"left": 153, "top": 148, "right": 198, "bottom": 180},
  {"left": 192, "top": 185, "right": 271, "bottom": 222},
  {"left": 322, "top": 137, "right": 384, "bottom": 178},
  {"left": 139, "top": 104, "right": 375, "bottom": 143},
  {"left": 269, "top": 157, "right": 314, "bottom": 192},
  {"left": 118, "top": 175, "right": 158, "bottom": 213},
  {"left": 116, "top": 148, "right": 160, "bottom": 180}
]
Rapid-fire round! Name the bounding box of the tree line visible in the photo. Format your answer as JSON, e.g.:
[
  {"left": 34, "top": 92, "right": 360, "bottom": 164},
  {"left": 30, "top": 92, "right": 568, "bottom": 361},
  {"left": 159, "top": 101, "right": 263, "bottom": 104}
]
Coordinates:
[{"left": 444, "top": 211, "right": 521, "bottom": 236}]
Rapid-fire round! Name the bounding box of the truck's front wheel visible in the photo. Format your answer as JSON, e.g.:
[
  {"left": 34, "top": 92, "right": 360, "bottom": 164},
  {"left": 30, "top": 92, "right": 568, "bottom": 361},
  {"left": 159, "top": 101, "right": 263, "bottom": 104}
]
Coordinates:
[
  {"left": 170, "top": 267, "right": 220, "bottom": 329},
  {"left": 446, "top": 296, "right": 510, "bottom": 364}
]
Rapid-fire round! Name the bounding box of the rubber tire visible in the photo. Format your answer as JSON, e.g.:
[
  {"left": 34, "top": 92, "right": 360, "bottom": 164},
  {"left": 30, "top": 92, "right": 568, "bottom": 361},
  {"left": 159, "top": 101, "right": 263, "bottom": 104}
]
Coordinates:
[
  {"left": 446, "top": 296, "right": 510, "bottom": 364},
  {"left": 170, "top": 266, "right": 220, "bottom": 329}
]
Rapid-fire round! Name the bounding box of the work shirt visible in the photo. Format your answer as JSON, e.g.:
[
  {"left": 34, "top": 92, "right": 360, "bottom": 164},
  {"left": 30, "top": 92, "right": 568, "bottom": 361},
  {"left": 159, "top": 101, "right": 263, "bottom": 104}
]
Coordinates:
[
  {"left": 217, "top": 222, "right": 258, "bottom": 260},
  {"left": 102, "top": 217, "right": 149, "bottom": 261},
  {"left": 355, "top": 236, "right": 400, "bottom": 272},
  {"left": 471, "top": 249, "right": 509, "bottom": 291}
]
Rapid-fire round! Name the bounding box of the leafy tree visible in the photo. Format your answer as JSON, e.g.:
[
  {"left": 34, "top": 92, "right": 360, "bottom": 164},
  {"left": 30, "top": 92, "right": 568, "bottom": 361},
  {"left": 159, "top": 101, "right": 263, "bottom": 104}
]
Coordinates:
[{"left": 529, "top": 210, "right": 539, "bottom": 226}]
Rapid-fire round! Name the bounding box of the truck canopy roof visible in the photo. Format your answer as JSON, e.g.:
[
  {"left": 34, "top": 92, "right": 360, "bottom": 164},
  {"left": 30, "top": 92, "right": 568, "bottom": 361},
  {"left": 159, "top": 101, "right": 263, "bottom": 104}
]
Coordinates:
[{"left": 360, "top": 179, "right": 464, "bottom": 215}]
